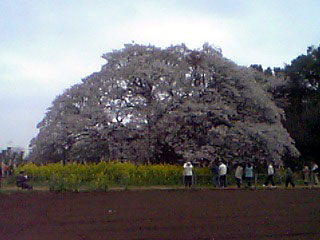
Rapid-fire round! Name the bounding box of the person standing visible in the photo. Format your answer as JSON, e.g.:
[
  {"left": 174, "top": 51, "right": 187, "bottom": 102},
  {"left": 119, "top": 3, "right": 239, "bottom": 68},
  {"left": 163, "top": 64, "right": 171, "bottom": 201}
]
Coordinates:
[
  {"left": 218, "top": 161, "right": 227, "bottom": 188},
  {"left": 302, "top": 164, "right": 310, "bottom": 186},
  {"left": 245, "top": 163, "right": 254, "bottom": 187},
  {"left": 263, "top": 162, "right": 276, "bottom": 187},
  {"left": 4, "top": 163, "right": 9, "bottom": 177},
  {"left": 183, "top": 162, "right": 194, "bottom": 188},
  {"left": 311, "top": 162, "right": 319, "bottom": 185},
  {"left": 1, "top": 161, "right": 4, "bottom": 177},
  {"left": 234, "top": 163, "right": 243, "bottom": 188},
  {"left": 210, "top": 161, "right": 220, "bottom": 187},
  {"left": 285, "top": 167, "right": 295, "bottom": 188}
]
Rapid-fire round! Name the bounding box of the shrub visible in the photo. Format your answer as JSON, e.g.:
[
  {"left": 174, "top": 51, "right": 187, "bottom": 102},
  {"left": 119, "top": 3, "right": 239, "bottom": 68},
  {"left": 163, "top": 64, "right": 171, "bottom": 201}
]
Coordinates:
[{"left": 15, "top": 162, "right": 303, "bottom": 191}]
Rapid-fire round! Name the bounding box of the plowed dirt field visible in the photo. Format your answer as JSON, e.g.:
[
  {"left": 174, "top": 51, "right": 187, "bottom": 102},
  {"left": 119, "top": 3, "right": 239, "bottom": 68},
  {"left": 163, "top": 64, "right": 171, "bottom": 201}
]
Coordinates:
[{"left": 0, "top": 189, "right": 319, "bottom": 240}]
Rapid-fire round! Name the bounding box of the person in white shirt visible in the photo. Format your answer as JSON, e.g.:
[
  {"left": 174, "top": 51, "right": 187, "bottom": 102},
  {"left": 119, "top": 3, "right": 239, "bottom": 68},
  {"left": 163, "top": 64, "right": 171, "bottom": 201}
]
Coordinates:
[
  {"left": 263, "top": 162, "right": 276, "bottom": 187},
  {"left": 183, "top": 162, "right": 193, "bottom": 188},
  {"left": 218, "top": 162, "right": 227, "bottom": 187}
]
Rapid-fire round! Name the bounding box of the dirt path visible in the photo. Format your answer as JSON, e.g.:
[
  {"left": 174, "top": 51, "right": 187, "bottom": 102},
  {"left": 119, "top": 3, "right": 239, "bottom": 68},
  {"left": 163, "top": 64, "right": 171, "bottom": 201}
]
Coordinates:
[{"left": 0, "top": 189, "right": 319, "bottom": 240}]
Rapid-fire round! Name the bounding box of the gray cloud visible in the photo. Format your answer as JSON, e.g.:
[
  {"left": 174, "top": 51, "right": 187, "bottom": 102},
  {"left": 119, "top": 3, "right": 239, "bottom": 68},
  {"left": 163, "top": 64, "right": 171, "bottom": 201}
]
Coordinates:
[{"left": 0, "top": 0, "right": 319, "bottom": 152}]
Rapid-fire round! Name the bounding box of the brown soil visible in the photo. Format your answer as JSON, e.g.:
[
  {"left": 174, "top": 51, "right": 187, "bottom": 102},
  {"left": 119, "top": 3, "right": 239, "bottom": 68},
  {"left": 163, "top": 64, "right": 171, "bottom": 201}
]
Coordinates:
[{"left": 0, "top": 189, "right": 319, "bottom": 240}]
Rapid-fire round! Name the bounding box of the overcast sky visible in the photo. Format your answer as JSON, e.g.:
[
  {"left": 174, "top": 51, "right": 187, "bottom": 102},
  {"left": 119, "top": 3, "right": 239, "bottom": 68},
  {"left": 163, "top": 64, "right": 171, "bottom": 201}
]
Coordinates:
[{"left": 0, "top": 0, "right": 319, "bottom": 153}]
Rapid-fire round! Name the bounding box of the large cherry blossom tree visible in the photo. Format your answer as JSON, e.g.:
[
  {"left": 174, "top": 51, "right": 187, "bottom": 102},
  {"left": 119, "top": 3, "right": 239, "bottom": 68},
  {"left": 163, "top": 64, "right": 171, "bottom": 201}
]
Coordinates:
[{"left": 29, "top": 43, "right": 299, "bottom": 165}]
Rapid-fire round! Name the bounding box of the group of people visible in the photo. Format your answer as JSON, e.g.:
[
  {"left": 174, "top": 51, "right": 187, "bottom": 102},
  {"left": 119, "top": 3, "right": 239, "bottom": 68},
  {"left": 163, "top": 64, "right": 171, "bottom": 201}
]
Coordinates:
[
  {"left": 302, "top": 162, "right": 319, "bottom": 186},
  {"left": 0, "top": 161, "right": 16, "bottom": 177},
  {"left": 183, "top": 160, "right": 319, "bottom": 188},
  {"left": 262, "top": 162, "right": 295, "bottom": 188},
  {"left": 212, "top": 161, "right": 254, "bottom": 188},
  {"left": 183, "top": 160, "right": 254, "bottom": 188},
  {"left": 234, "top": 162, "right": 255, "bottom": 188},
  {"left": 0, "top": 160, "right": 32, "bottom": 190},
  {"left": 262, "top": 162, "right": 319, "bottom": 188},
  {"left": 183, "top": 161, "right": 228, "bottom": 188}
]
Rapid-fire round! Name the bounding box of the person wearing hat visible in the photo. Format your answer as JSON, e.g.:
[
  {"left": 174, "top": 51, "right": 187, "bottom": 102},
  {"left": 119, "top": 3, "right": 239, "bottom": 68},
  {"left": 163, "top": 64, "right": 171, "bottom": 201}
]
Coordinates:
[
  {"left": 16, "top": 171, "right": 33, "bottom": 190},
  {"left": 183, "top": 161, "right": 194, "bottom": 188}
]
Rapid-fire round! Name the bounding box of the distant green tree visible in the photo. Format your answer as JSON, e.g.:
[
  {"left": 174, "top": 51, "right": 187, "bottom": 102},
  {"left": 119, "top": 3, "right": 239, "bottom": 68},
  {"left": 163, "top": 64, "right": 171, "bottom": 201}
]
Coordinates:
[
  {"left": 273, "top": 67, "right": 285, "bottom": 77},
  {"left": 264, "top": 67, "right": 273, "bottom": 76},
  {"left": 250, "top": 64, "right": 263, "bottom": 72},
  {"left": 283, "top": 44, "right": 320, "bottom": 166}
]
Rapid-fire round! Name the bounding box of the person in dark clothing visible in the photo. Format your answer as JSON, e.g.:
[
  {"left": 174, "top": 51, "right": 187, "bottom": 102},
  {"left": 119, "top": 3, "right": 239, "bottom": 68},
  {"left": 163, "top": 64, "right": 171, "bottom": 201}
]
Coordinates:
[
  {"left": 210, "top": 162, "right": 220, "bottom": 187},
  {"left": 16, "top": 171, "right": 33, "bottom": 190},
  {"left": 285, "top": 167, "right": 295, "bottom": 188}
]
